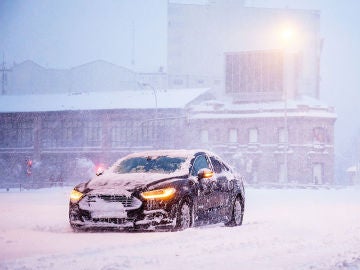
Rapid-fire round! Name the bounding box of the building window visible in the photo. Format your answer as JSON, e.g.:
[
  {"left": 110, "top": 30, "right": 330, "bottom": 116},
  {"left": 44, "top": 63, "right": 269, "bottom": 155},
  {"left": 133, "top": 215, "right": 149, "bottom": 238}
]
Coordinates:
[
  {"left": 225, "top": 50, "right": 283, "bottom": 96},
  {"left": 0, "top": 121, "right": 33, "bottom": 148},
  {"left": 41, "top": 120, "right": 60, "bottom": 148},
  {"left": 278, "top": 127, "right": 288, "bottom": 144},
  {"left": 200, "top": 129, "right": 209, "bottom": 144},
  {"left": 112, "top": 120, "right": 135, "bottom": 147},
  {"left": 248, "top": 128, "right": 258, "bottom": 144},
  {"left": 278, "top": 162, "right": 288, "bottom": 183},
  {"left": 313, "top": 127, "right": 328, "bottom": 145},
  {"left": 62, "top": 120, "right": 83, "bottom": 147},
  {"left": 0, "top": 125, "right": 6, "bottom": 147},
  {"left": 229, "top": 128, "right": 238, "bottom": 143},
  {"left": 214, "top": 128, "right": 221, "bottom": 143},
  {"left": 141, "top": 120, "right": 156, "bottom": 146},
  {"left": 84, "top": 121, "right": 102, "bottom": 147},
  {"left": 173, "top": 78, "right": 183, "bottom": 85}
]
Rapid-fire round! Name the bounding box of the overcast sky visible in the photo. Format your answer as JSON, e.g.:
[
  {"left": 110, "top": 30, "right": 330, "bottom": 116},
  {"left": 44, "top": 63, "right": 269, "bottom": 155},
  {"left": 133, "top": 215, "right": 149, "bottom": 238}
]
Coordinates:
[{"left": 0, "top": 0, "right": 167, "bottom": 72}]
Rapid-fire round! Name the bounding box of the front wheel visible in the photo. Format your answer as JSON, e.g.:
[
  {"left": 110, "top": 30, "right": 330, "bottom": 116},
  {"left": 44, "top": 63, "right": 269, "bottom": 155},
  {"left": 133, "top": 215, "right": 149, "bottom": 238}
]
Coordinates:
[
  {"left": 225, "top": 196, "right": 244, "bottom": 227},
  {"left": 175, "top": 200, "right": 193, "bottom": 230}
]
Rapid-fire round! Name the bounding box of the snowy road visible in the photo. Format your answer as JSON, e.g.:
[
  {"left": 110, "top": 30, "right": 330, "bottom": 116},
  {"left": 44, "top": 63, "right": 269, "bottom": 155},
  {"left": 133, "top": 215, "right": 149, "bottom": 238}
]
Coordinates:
[{"left": 0, "top": 186, "right": 360, "bottom": 270}]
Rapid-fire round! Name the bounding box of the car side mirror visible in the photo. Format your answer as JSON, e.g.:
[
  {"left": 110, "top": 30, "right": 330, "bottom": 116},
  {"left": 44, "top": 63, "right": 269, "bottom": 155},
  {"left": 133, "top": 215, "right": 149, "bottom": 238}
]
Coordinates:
[
  {"left": 96, "top": 167, "right": 104, "bottom": 176},
  {"left": 197, "top": 168, "right": 214, "bottom": 180}
]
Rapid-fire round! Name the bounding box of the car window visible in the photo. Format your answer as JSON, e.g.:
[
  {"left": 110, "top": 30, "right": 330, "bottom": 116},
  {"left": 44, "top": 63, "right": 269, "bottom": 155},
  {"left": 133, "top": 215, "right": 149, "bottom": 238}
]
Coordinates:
[
  {"left": 210, "top": 156, "right": 222, "bottom": 174},
  {"left": 191, "top": 155, "right": 210, "bottom": 176},
  {"left": 221, "top": 161, "right": 231, "bottom": 172},
  {"left": 114, "top": 156, "right": 186, "bottom": 174}
]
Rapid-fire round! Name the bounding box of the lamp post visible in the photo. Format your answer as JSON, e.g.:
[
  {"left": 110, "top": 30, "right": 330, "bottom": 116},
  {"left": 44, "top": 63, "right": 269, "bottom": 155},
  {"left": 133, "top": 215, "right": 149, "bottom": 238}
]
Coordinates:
[
  {"left": 141, "top": 83, "right": 159, "bottom": 148},
  {"left": 280, "top": 25, "right": 296, "bottom": 183},
  {"left": 141, "top": 83, "right": 158, "bottom": 120}
]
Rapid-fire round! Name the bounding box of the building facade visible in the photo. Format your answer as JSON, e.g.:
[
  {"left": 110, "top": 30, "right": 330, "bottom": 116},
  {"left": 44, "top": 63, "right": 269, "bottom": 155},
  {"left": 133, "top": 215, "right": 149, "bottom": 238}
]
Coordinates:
[
  {"left": 0, "top": 91, "right": 336, "bottom": 186},
  {"left": 0, "top": 1, "right": 336, "bottom": 186},
  {"left": 186, "top": 99, "right": 336, "bottom": 185},
  {"left": 0, "top": 89, "right": 206, "bottom": 186},
  {"left": 167, "top": 0, "right": 321, "bottom": 100}
]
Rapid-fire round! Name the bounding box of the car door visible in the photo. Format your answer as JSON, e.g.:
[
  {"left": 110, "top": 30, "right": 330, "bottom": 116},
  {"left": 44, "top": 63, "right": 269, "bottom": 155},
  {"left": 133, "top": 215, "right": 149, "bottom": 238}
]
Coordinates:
[
  {"left": 209, "top": 156, "right": 234, "bottom": 219},
  {"left": 190, "top": 154, "right": 218, "bottom": 224}
]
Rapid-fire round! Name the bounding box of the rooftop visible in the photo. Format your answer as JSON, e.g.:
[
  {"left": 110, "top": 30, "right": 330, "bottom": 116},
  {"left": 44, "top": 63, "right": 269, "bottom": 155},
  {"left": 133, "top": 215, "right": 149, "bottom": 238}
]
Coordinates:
[{"left": 0, "top": 88, "right": 209, "bottom": 113}]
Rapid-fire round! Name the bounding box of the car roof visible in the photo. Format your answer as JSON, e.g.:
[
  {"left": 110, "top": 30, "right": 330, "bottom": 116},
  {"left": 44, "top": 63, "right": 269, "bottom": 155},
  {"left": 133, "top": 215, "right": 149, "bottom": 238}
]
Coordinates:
[{"left": 124, "top": 149, "right": 211, "bottom": 160}]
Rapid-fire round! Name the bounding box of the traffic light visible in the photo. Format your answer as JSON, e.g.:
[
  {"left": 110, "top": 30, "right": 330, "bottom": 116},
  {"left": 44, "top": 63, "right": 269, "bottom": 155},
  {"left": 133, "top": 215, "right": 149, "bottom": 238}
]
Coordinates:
[{"left": 26, "top": 159, "right": 32, "bottom": 176}]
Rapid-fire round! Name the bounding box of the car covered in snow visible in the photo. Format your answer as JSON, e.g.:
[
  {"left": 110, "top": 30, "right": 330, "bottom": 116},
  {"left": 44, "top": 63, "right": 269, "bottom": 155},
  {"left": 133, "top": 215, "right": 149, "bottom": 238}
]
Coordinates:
[{"left": 69, "top": 149, "right": 245, "bottom": 231}]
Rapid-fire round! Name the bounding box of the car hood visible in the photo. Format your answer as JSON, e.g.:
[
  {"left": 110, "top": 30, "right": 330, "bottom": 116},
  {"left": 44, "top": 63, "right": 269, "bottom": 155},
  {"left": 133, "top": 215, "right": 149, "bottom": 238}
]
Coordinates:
[{"left": 86, "top": 171, "right": 187, "bottom": 194}]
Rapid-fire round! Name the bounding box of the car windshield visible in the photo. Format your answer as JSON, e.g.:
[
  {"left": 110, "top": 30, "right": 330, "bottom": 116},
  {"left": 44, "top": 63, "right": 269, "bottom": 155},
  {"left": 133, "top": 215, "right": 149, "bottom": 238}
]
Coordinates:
[{"left": 114, "top": 156, "right": 186, "bottom": 174}]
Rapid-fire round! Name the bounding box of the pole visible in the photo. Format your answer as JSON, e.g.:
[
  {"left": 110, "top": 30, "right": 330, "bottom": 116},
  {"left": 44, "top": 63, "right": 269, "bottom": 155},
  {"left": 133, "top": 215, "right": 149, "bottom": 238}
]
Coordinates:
[
  {"left": 284, "top": 89, "right": 288, "bottom": 183},
  {"left": 283, "top": 51, "right": 288, "bottom": 183},
  {"left": 140, "top": 83, "right": 158, "bottom": 148},
  {"left": 142, "top": 83, "right": 158, "bottom": 120},
  {"left": 1, "top": 55, "right": 11, "bottom": 95}
]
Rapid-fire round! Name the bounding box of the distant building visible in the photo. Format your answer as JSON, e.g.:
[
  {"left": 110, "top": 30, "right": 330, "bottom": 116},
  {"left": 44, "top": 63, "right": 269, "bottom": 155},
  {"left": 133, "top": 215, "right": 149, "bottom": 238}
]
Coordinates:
[
  {"left": 0, "top": 89, "right": 208, "bottom": 186},
  {"left": 165, "top": 0, "right": 336, "bottom": 185},
  {"left": 5, "top": 60, "right": 139, "bottom": 95},
  {"left": 347, "top": 164, "right": 360, "bottom": 185},
  {"left": 187, "top": 98, "right": 336, "bottom": 184},
  {"left": 0, "top": 1, "right": 337, "bottom": 186},
  {"left": 0, "top": 88, "right": 336, "bottom": 186},
  {"left": 167, "top": 0, "right": 321, "bottom": 100}
]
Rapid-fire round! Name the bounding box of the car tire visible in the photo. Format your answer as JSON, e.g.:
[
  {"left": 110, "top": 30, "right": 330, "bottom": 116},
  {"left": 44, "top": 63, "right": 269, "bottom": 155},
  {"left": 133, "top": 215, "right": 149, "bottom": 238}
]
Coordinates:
[
  {"left": 225, "top": 196, "right": 244, "bottom": 227},
  {"left": 70, "top": 224, "right": 82, "bottom": 232},
  {"left": 175, "top": 200, "right": 193, "bottom": 230}
]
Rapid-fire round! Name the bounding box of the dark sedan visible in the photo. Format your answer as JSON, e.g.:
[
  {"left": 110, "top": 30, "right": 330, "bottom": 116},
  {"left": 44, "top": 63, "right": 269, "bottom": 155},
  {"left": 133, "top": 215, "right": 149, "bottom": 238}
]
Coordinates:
[{"left": 69, "top": 149, "right": 245, "bottom": 231}]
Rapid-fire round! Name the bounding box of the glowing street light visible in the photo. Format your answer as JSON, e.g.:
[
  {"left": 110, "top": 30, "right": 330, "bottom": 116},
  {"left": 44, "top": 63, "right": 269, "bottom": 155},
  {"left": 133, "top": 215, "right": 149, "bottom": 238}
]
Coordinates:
[{"left": 281, "top": 27, "right": 294, "bottom": 41}]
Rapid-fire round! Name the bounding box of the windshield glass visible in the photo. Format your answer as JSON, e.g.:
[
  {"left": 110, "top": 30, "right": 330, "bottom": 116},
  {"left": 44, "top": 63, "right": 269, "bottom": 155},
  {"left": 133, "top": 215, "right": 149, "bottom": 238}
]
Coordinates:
[{"left": 114, "top": 156, "right": 186, "bottom": 174}]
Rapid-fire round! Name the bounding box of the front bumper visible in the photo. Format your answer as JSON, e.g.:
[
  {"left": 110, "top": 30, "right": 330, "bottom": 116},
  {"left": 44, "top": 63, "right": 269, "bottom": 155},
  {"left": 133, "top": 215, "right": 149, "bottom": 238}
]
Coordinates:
[{"left": 69, "top": 196, "right": 177, "bottom": 231}]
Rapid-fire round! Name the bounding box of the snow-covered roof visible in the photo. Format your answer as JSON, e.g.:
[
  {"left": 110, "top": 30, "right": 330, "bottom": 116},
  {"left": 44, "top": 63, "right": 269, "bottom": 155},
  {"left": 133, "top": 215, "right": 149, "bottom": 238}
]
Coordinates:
[
  {"left": 0, "top": 88, "right": 209, "bottom": 113},
  {"left": 346, "top": 166, "right": 359, "bottom": 173},
  {"left": 189, "top": 96, "right": 337, "bottom": 120}
]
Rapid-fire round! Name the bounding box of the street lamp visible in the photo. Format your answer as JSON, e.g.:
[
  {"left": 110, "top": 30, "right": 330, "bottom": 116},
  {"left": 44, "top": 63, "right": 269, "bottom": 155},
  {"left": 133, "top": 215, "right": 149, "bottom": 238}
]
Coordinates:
[
  {"left": 140, "top": 83, "right": 159, "bottom": 148},
  {"left": 141, "top": 83, "right": 158, "bottom": 120},
  {"left": 281, "top": 27, "right": 294, "bottom": 42},
  {"left": 280, "top": 25, "right": 296, "bottom": 183}
]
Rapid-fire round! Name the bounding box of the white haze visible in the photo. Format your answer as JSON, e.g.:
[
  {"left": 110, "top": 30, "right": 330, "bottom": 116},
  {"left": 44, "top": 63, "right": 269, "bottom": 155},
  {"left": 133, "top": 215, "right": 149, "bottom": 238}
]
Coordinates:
[{"left": 1, "top": 0, "right": 359, "bottom": 180}]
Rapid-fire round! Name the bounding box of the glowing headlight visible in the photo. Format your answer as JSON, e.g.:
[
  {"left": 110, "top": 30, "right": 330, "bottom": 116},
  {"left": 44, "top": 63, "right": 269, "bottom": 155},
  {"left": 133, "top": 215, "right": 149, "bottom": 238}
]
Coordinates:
[
  {"left": 140, "top": 187, "right": 176, "bottom": 200},
  {"left": 70, "top": 189, "right": 84, "bottom": 203}
]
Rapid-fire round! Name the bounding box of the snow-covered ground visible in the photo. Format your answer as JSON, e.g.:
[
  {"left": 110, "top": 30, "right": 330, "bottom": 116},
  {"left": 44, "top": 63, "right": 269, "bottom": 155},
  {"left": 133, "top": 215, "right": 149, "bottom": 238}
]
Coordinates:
[{"left": 0, "top": 186, "right": 360, "bottom": 270}]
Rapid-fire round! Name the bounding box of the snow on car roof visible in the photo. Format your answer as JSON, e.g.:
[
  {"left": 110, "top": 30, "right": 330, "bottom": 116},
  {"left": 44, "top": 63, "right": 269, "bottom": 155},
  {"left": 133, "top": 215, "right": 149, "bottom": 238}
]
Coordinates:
[
  {"left": 124, "top": 149, "right": 208, "bottom": 159},
  {"left": 87, "top": 149, "right": 212, "bottom": 191}
]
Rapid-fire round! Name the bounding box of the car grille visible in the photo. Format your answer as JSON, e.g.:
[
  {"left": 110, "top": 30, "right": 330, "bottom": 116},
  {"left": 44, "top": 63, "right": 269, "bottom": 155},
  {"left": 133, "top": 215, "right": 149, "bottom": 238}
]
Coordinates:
[
  {"left": 92, "top": 218, "right": 126, "bottom": 224},
  {"left": 97, "top": 195, "right": 132, "bottom": 207},
  {"left": 86, "top": 194, "right": 142, "bottom": 210}
]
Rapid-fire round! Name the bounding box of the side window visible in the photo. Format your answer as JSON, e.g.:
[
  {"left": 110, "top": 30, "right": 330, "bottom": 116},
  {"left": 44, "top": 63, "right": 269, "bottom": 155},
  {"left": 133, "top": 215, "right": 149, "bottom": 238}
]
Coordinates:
[
  {"left": 210, "top": 156, "right": 222, "bottom": 174},
  {"left": 221, "top": 161, "right": 230, "bottom": 172},
  {"left": 191, "top": 155, "right": 210, "bottom": 176}
]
